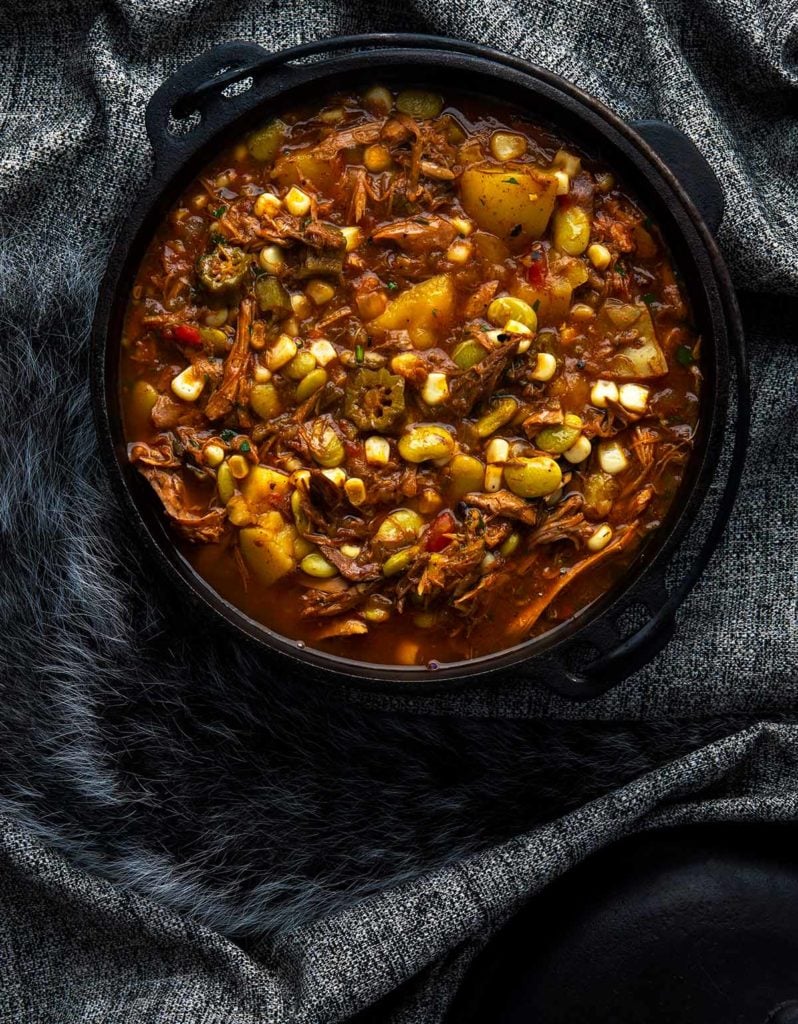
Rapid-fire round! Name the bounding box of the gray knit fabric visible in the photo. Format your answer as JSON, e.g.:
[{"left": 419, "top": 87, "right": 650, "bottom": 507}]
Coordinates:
[{"left": 1, "top": 0, "right": 797, "bottom": 1021}]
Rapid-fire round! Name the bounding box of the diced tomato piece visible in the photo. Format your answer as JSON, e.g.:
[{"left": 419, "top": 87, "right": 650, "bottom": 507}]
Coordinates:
[
  {"left": 424, "top": 510, "right": 457, "bottom": 552},
  {"left": 526, "top": 249, "right": 548, "bottom": 288},
  {"left": 173, "top": 323, "right": 203, "bottom": 347}
]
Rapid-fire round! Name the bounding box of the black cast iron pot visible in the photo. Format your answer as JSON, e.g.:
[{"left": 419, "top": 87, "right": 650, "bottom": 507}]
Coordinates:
[{"left": 91, "top": 34, "right": 749, "bottom": 700}]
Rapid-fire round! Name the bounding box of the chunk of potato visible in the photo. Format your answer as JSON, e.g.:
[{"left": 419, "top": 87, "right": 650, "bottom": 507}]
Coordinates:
[
  {"left": 511, "top": 277, "right": 573, "bottom": 325},
  {"left": 598, "top": 301, "right": 668, "bottom": 379},
  {"left": 369, "top": 274, "right": 455, "bottom": 333},
  {"left": 239, "top": 517, "right": 297, "bottom": 586},
  {"left": 240, "top": 465, "right": 291, "bottom": 515},
  {"left": 272, "top": 150, "right": 339, "bottom": 193},
  {"left": 459, "top": 164, "right": 558, "bottom": 249},
  {"left": 512, "top": 252, "right": 591, "bottom": 325}
]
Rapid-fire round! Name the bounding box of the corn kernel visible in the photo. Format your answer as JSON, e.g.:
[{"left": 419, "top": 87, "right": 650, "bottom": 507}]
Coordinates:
[
  {"left": 563, "top": 435, "right": 592, "bottom": 464},
  {"left": 365, "top": 436, "right": 391, "bottom": 465},
  {"left": 345, "top": 477, "right": 367, "bottom": 506},
  {"left": 485, "top": 438, "right": 510, "bottom": 463},
  {"left": 618, "top": 383, "right": 650, "bottom": 414},
  {"left": 341, "top": 226, "right": 362, "bottom": 252},
  {"left": 305, "top": 279, "right": 336, "bottom": 306},
  {"left": 170, "top": 366, "right": 205, "bottom": 402},
  {"left": 598, "top": 440, "right": 629, "bottom": 475},
  {"left": 227, "top": 454, "right": 250, "bottom": 479},
  {"left": 267, "top": 334, "right": 298, "bottom": 371},
  {"left": 590, "top": 379, "right": 619, "bottom": 407},
  {"left": 290, "top": 293, "right": 312, "bottom": 319},
  {"left": 552, "top": 149, "right": 582, "bottom": 177},
  {"left": 570, "top": 303, "right": 596, "bottom": 321},
  {"left": 291, "top": 468, "right": 311, "bottom": 489},
  {"left": 450, "top": 216, "right": 474, "bottom": 236},
  {"left": 253, "top": 359, "right": 272, "bottom": 383},
  {"left": 418, "top": 488, "right": 443, "bottom": 514},
  {"left": 531, "top": 352, "right": 557, "bottom": 381},
  {"left": 259, "top": 245, "right": 285, "bottom": 272},
  {"left": 203, "top": 443, "right": 225, "bottom": 467},
  {"left": 390, "top": 352, "right": 423, "bottom": 377},
  {"left": 421, "top": 372, "right": 449, "bottom": 406},
  {"left": 321, "top": 467, "right": 347, "bottom": 487},
  {"left": 341, "top": 543, "right": 362, "bottom": 558},
  {"left": 284, "top": 185, "right": 311, "bottom": 216},
  {"left": 309, "top": 339, "right": 337, "bottom": 366},
  {"left": 587, "top": 523, "right": 613, "bottom": 552},
  {"left": 254, "top": 192, "right": 282, "bottom": 217},
  {"left": 484, "top": 464, "right": 504, "bottom": 492},
  {"left": 587, "top": 242, "right": 612, "bottom": 270},
  {"left": 503, "top": 318, "right": 533, "bottom": 354},
  {"left": 446, "top": 239, "right": 473, "bottom": 264}
]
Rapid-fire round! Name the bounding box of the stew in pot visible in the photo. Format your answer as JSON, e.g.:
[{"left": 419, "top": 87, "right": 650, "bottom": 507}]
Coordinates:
[{"left": 121, "top": 86, "right": 701, "bottom": 666}]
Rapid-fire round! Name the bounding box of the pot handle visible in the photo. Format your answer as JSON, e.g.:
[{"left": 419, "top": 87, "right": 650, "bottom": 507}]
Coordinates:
[
  {"left": 540, "top": 284, "right": 749, "bottom": 702},
  {"left": 144, "top": 35, "right": 485, "bottom": 177},
  {"left": 145, "top": 40, "right": 271, "bottom": 178},
  {"left": 631, "top": 120, "right": 725, "bottom": 235}
]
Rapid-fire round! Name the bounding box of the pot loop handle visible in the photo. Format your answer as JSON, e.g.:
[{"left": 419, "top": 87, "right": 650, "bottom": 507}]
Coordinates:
[{"left": 145, "top": 40, "right": 270, "bottom": 178}]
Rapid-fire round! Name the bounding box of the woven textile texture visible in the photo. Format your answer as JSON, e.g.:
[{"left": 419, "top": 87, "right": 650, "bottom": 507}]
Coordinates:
[{"left": 1, "top": 0, "right": 797, "bottom": 1021}]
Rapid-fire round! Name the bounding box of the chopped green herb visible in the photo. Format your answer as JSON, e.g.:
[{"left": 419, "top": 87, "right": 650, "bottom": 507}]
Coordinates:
[
  {"left": 239, "top": 440, "right": 251, "bottom": 453},
  {"left": 616, "top": 263, "right": 627, "bottom": 276},
  {"left": 642, "top": 292, "right": 656, "bottom": 305},
  {"left": 676, "top": 345, "right": 695, "bottom": 367},
  {"left": 355, "top": 343, "right": 365, "bottom": 364},
  {"left": 220, "top": 429, "right": 236, "bottom": 443},
  {"left": 386, "top": 280, "right": 398, "bottom": 292},
  {"left": 503, "top": 177, "right": 520, "bottom": 185},
  {"left": 212, "top": 205, "right": 227, "bottom": 218}
]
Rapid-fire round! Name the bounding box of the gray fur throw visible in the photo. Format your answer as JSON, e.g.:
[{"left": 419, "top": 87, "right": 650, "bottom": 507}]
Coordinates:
[{"left": 1, "top": 0, "right": 797, "bottom": 1021}]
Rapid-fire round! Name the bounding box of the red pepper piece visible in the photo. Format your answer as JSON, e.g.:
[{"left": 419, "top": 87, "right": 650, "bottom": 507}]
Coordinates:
[
  {"left": 173, "top": 323, "right": 203, "bottom": 347},
  {"left": 424, "top": 510, "right": 457, "bottom": 553},
  {"left": 526, "top": 249, "right": 548, "bottom": 288}
]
